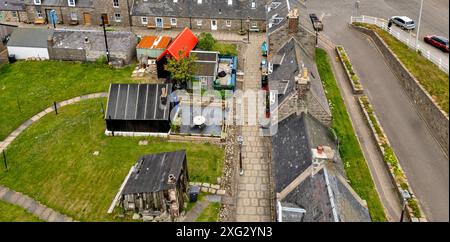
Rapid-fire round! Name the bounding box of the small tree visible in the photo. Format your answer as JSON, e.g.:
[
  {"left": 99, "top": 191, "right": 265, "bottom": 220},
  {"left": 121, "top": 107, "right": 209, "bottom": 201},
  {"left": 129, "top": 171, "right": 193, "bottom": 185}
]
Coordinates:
[
  {"left": 165, "top": 50, "right": 197, "bottom": 88},
  {"left": 197, "top": 32, "right": 217, "bottom": 51}
]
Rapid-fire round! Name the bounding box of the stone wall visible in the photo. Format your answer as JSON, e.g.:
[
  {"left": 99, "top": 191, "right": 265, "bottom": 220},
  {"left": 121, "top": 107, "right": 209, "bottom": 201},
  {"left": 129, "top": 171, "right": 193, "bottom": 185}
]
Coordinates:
[
  {"left": 93, "top": 0, "right": 131, "bottom": 27},
  {"left": 352, "top": 25, "right": 449, "bottom": 157},
  {"left": 0, "top": 11, "right": 29, "bottom": 23},
  {"left": 131, "top": 16, "right": 265, "bottom": 32},
  {"left": 48, "top": 47, "right": 86, "bottom": 62}
]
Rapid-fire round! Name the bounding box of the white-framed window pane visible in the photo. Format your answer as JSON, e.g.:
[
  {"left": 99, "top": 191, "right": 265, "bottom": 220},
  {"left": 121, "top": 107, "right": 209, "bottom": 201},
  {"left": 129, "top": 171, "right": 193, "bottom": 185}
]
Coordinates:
[
  {"left": 141, "top": 17, "right": 148, "bottom": 24},
  {"left": 170, "top": 18, "right": 177, "bottom": 26}
]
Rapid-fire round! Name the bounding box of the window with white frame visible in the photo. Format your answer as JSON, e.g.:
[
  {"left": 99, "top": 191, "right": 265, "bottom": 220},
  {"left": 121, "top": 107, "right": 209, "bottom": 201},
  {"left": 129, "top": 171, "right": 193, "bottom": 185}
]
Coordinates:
[
  {"left": 141, "top": 17, "right": 148, "bottom": 25},
  {"left": 196, "top": 19, "right": 202, "bottom": 26},
  {"left": 113, "top": 0, "right": 119, "bottom": 8},
  {"left": 170, "top": 18, "right": 177, "bottom": 26},
  {"left": 226, "top": 20, "right": 232, "bottom": 27},
  {"left": 114, "top": 13, "right": 121, "bottom": 22}
]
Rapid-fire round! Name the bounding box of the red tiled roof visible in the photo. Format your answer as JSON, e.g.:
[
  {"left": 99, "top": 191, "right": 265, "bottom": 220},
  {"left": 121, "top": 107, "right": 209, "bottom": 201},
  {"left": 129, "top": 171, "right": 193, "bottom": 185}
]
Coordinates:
[{"left": 157, "top": 28, "right": 198, "bottom": 61}]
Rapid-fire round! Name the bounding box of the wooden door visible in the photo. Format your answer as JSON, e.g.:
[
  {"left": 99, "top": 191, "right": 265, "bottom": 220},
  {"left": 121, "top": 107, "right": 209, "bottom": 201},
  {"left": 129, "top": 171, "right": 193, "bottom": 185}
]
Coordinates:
[
  {"left": 83, "top": 13, "right": 92, "bottom": 25},
  {"left": 101, "top": 14, "right": 109, "bottom": 25}
]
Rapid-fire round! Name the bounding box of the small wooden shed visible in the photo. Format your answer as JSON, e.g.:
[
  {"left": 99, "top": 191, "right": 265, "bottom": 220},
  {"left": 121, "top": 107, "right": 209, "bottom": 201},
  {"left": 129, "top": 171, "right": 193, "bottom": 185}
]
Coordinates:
[
  {"left": 136, "top": 35, "right": 172, "bottom": 60},
  {"left": 119, "top": 151, "right": 189, "bottom": 219}
]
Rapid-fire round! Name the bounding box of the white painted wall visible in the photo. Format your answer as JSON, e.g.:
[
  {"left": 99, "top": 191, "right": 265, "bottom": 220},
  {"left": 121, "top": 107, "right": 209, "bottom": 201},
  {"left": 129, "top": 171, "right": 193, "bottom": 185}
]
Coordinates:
[{"left": 7, "top": 46, "right": 49, "bottom": 59}]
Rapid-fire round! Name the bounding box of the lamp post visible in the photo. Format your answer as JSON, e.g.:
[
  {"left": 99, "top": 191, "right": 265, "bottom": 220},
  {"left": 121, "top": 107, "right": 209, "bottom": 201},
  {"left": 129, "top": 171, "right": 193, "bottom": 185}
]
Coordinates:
[
  {"left": 246, "top": 17, "right": 250, "bottom": 44},
  {"left": 400, "top": 189, "right": 412, "bottom": 222},
  {"left": 415, "top": 0, "right": 424, "bottom": 49},
  {"left": 101, "top": 16, "right": 110, "bottom": 64},
  {"left": 237, "top": 135, "right": 244, "bottom": 176},
  {"left": 355, "top": 0, "right": 360, "bottom": 17}
]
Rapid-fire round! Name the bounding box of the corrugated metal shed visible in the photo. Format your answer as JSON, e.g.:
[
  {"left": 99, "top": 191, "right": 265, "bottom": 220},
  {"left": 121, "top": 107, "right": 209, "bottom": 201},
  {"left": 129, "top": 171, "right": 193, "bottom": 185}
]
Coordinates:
[
  {"left": 137, "top": 35, "right": 171, "bottom": 59},
  {"left": 105, "top": 83, "right": 172, "bottom": 121}
]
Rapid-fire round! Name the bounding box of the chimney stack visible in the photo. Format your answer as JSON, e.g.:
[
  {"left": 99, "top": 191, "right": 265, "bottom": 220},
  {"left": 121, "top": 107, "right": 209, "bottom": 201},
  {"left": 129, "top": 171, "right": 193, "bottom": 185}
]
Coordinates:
[{"left": 288, "top": 8, "right": 299, "bottom": 34}]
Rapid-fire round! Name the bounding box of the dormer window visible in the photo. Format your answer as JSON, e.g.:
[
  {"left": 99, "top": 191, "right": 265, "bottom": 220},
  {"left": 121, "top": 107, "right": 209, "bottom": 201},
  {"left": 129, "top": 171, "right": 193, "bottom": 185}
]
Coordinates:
[
  {"left": 68, "top": 0, "right": 75, "bottom": 7},
  {"left": 34, "top": 0, "right": 41, "bottom": 5}
]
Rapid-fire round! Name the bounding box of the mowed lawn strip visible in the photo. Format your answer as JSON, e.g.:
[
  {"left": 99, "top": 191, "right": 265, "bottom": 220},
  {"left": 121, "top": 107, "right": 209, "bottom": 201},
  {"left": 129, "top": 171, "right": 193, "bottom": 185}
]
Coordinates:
[
  {"left": 353, "top": 23, "right": 449, "bottom": 114},
  {"left": 0, "top": 61, "right": 137, "bottom": 141},
  {"left": 0, "top": 200, "right": 43, "bottom": 222},
  {"left": 195, "top": 202, "right": 221, "bottom": 222},
  {"left": 0, "top": 99, "right": 224, "bottom": 221},
  {"left": 316, "top": 48, "right": 387, "bottom": 221}
]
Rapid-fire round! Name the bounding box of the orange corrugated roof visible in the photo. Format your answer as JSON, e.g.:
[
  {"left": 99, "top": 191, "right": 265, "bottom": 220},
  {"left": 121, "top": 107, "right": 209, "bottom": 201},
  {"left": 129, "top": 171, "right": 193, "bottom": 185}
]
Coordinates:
[{"left": 137, "top": 36, "right": 171, "bottom": 49}]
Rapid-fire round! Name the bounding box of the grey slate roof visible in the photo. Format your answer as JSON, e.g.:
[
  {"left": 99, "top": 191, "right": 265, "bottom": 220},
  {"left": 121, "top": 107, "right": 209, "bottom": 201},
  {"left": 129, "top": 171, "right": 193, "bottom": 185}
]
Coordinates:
[
  {"left": 269, "top": 37, "right": 331, "bottom": 116},
  {"left": 24, "top": 0, "right": 93, "bottom": 7},
  {"left": 272, "top": 112, "right": 371, "bottom": 222},
  {"left": 122, "top": 151, "right": 187, "bottom": 194},
  {"left": 7, "top": 28, "right": 53, "bottom": 48},
  {"left": 267, "top": 0, "right": 289, "bottom": 33},
  {"left": 0, "top": 0, "right": 25, "bottom": 11},
  {"left": 269, "top": 38, "right": 298, "bottom": 104},
  {"left": 52, "top": 30, "right": 136, "bottom": 52},
  {"left": 106, "top": 83, "right": 172, "bottom": 121},
  {"left": 132, "top": 0, "right": 266, "bottom": 20}
]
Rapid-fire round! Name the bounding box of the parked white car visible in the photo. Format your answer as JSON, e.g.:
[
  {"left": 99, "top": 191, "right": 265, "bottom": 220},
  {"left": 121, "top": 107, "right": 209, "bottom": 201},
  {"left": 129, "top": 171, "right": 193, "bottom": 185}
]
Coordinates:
[{"left": 390, "top": 16, "right": 416, "bottom": 30}]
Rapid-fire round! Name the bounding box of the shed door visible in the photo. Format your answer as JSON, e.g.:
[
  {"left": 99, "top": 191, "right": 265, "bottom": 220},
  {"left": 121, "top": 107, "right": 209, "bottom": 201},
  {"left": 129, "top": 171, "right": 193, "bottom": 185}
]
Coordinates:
[{"left": 83, "top": 13, "right": 92, "bottom": 25}]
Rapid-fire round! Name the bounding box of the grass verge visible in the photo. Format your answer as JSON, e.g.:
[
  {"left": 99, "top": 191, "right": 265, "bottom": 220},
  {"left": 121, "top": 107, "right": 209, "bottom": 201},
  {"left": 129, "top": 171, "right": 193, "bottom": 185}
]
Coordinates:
[
  {"left": 195, "top": 202, "right": 221, "bottom": 222},
  {"left": 0, "top": 60, "right": 137, "bottom": 141},
  {"left": 353, "top": 23, "right": 449, "bottom": 114},
  {"left": 0, "top": 98, "right": 224, "bottom": 221},
  {"left": 0, "top": 200, "right": 42, "bottom": 222},
  {"left": 316, "top": 48, "right": 386, "bottom": 221}
]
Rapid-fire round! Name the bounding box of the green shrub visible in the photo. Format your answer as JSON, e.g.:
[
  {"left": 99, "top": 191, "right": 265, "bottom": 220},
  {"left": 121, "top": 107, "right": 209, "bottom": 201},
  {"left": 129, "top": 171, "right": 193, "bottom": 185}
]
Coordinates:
[
  {"left": 408, "top": 199, "right": 422, "bottom": 218},
  {"left": 197, "top": 32, "right": 217, "bottom": 51}
]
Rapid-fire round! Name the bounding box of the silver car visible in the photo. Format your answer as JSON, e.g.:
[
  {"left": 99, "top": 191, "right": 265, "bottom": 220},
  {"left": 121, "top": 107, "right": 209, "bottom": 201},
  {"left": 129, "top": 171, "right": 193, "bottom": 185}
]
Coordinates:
[{"left": 391, "top": 16, "right": 416, "bottom": 30}]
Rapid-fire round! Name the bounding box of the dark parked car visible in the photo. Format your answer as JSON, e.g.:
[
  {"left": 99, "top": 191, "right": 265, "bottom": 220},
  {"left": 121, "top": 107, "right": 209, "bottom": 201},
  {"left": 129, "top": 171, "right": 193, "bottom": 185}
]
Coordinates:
[{"left": 424, "top": 35, "right": 449, "bottom": 53}]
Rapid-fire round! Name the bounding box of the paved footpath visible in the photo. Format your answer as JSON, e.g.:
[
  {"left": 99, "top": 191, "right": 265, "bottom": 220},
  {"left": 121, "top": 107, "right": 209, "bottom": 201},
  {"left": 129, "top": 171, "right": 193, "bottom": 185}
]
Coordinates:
[
  {"left": 235, "top": 35, "right": 272, "bottom": 222},
  {"left": 0, "top": 185, "right": 73, "bottom": 222},
  {"left": 0, "top": 92, "right": 107, "bottom": 222}
]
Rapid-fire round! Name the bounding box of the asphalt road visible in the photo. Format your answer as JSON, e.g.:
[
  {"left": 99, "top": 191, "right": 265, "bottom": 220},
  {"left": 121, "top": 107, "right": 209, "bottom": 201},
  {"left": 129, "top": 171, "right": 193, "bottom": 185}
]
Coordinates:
[{"left": 301, "top": 0, "right": 449, "bottom": 221}]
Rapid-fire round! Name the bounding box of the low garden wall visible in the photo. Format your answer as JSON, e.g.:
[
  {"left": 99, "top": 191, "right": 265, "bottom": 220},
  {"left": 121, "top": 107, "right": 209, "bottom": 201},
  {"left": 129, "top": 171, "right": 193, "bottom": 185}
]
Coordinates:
[
  {"left": 352, "top": 25, "right": 449, "bottom": 157},
  {"left": 335, "top": 45, "right": 364, "bottom": 94}
]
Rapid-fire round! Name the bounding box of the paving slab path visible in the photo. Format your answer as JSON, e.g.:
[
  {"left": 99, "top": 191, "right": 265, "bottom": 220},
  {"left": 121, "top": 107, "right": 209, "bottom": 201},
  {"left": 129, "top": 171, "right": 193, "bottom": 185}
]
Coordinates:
[
  {"left": 0, "top": 92, "right": 107, "bottom": 222},
  {"left": 235, "top": 35, "right": 273, "bottom": 222},
  {"left": 0, "top": 185, "right": 73, "bottom": 222}
]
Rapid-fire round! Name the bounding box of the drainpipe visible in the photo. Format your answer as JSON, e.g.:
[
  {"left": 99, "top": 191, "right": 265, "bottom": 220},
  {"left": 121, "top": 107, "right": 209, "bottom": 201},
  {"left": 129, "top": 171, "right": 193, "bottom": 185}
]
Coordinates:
[{"left": 126, "top": 0, "right": 132, "bottom": 30}]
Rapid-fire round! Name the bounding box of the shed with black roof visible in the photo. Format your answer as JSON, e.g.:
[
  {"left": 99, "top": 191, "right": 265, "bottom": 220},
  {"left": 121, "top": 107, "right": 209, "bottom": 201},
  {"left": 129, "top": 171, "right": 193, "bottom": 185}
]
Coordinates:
[{"left": 105, "top": 83, "right": 173, "bottom": 134}]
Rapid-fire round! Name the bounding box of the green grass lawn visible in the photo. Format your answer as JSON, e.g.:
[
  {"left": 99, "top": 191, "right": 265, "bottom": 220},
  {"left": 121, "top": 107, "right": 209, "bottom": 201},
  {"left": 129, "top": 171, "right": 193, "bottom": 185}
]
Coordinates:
[
  {"left": 195, "top": 202, "right": 221, "bottom": 222},
  {"left": 0, "top": 200, "right": 42, "bottom": 222},
  {"left": 353, "top": 23, "right": 449, "bottom": 114},
  {"left": 316, "top": 48, "right": 386, "bottom": 222},
  {"left": 0, "top": 98, "right": 224, "bottom": 221},
  {"left": 0, "top": 60, "right": 137, "bottom": 141}
]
